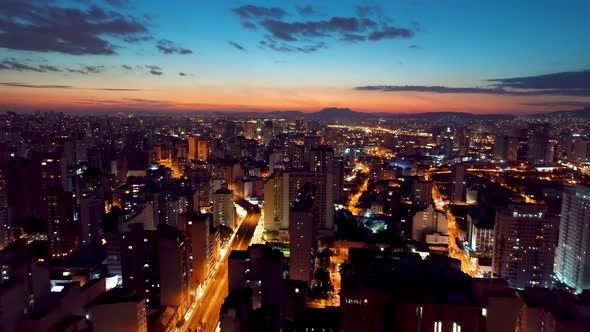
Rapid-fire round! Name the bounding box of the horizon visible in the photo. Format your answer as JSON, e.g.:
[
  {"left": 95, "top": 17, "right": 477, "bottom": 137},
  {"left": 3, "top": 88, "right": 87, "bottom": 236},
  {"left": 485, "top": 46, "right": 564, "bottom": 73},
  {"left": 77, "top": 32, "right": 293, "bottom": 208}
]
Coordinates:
[{"left": 1, "top": 1, "right": 589, "bottom": 113}]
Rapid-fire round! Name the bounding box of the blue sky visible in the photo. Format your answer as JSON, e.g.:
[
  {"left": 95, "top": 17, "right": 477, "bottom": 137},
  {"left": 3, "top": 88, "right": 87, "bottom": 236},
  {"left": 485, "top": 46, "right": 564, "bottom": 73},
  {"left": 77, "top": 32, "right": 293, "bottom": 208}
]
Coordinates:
[{"left": 0, "top": 0, "right": 589, "bottom": 113}]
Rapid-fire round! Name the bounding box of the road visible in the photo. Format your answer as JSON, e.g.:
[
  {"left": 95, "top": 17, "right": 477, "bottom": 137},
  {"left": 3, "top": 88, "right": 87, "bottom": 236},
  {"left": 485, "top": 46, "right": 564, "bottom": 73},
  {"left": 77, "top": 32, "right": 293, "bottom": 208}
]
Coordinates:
[
  {"left": 430, "top": 173, "right": 479, "bottom": 277},
  {"left": 183, "top": 199, "right": 261, "bottom": 332}
]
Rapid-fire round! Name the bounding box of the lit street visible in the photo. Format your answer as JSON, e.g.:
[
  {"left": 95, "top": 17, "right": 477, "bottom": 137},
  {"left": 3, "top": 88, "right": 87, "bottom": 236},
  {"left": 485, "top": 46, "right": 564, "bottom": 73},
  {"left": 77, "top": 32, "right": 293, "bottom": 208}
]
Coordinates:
[{"left": 182, "top": 199, "right": 261, "bottom": 332}]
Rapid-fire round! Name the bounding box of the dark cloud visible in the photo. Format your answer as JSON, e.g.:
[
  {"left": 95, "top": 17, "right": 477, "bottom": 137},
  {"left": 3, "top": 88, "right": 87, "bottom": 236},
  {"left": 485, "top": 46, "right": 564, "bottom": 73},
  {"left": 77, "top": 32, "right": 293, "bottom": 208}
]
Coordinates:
[
  {"left": 356, "top": 70, "right": 590, "bottom": 97},
  {"left": 296, "top": 5, "right": 314, "bottom": 16},
  {"left": 232, "top": 5, "right": 286, "bottom": 19},
  {"left": 241, "top": 21, "right": 258, "bottom": 30},
  {"left": 233, "top": 5, "right": 417, "bottom": 53},
  {"left": 0, "top": 58, "right": 105, "bottom": 74},
  {"left": 0, "top": 1, "right": 149, "bottom": 55},
  {"left": 66, "top": 65, "right": 105, "bottom": 74},
  {"left": 368, "top": 27, "right": 413, "bottom": 41},
  {"left": 488, "top": 70, "right": 590, "bottom": 90},
  {"left": 520, "top": 101, "right": 590, "bottom": 108},
  {"left": 228, "top": 41, "right": 246, "bottom": 51},
  {"left": 409, "top": 44, "right": 419, "bottom": 49},
  {"left": 145, "top": 65, "right": 163, "bottom": 75},
  {"left": 156, "top": 39, "right": 193, "bottom": 55},
  {"left": 0, "top": 58, "right": 62, "bottom": 72},
  {"left": 0, "top": 82, "right": 143, "bottom": 91},
  {"left": 179, "top": 72, "right": 187, "bottom": 76},
  {"left": 259, "top": 38, "right": 325, "bottom": 53},
  {"left": 122, "top": 64, "right": 133, "bottom": 70},
  {"left": 355, "top": 85, "right": 590, "bottom": 97}
]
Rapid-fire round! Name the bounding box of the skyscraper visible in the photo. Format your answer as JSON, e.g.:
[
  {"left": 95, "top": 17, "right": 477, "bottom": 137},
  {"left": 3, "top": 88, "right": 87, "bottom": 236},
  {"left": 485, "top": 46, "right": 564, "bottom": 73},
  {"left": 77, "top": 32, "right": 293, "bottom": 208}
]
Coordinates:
[
  {"left": 554, "top": 185, "right": 590, "bottom": 292},
  {"left": 493, "top": 135, "right": 518, "bottom": 162},
  {"left": 289, "top": 184, "right": 317, "bottom": 286},
  {"left": 451, "top": 164, "right": 466, "bottom": 203},
  {"left": 527, "top": 123, "right": 551, "bottom": 165},
  {"left": 188, "top": 136, "right": 208, "bottom": 161},
  {"left": 492, "top": 204, "right": 558, "bottom": 289},
  {"left": 213, "top": 185, "right": 235, "bottom": 229}
]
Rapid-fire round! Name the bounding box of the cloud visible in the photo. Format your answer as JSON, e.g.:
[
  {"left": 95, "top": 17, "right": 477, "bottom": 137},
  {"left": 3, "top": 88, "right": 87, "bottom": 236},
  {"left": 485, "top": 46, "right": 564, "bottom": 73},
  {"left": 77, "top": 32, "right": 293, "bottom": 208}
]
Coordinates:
[
  {"left": 296, "top": 5, "right": 314, "bottom": 16},
  {"left": 228, "top": 41, "right": 246, "bottom": 51},
  {"left": 409, "top": 44, "right": 419, "bottom": 49},
  {"left": 367, "top": 27, "right": 413, "bottom": 41},
  {"left": 156, "top": 39, "right": 193, "bottom": 55},
  {"left": 233, "top": 5, "right": 417, "bottom": 53},
  {"left": 145, "top": 65, "right": 163, "bottom": 75},
  {"left": 122, "top": 64, "right": 133, "bottom": 70},
  {"left": 179, "top": 72, "right": 187, "bottom": 76},
  {"left": 0, "top": 82, "right": 144, "bottom": 91},
  {"left": 520, "top": 101, "right": 590, "bottom": 108},
  {"left": 232, "top": 5, "right": 286, "bottom": 19},
  {"left": 355, "top": 85, "right": 590, "bottom": 96},
  {"left": 0, "top": 58, "right": 106, "bottom": 74},
  {"left": 0, "top": 1, "right": 149, "bottom": 55},
  {"left": 0, "top": 58, "right": 62, "bottom": 73},
  {"left": 66, "top": 65, "right": 105, "bottom": 74},
  {"left": 356, "top": 70, "right": 590, "bottom": 97},
  {"left": 488, "top": 70, "right": 590, "bottom": 90},
  {"left": 259, "top": 38, "right": 326, "bottom": 53},
  {"left": 241, "top": 21, "right": 257, "bottom": 30},
  {"left": 105, "top": 0, "right": 130, "bottom": 7}
]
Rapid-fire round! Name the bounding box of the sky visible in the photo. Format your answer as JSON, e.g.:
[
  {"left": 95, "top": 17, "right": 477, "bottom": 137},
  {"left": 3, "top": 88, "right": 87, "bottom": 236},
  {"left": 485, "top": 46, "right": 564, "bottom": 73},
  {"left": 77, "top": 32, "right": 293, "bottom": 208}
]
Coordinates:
[{"left": 1, "top": 0, "right": 589, "bottom": 114}]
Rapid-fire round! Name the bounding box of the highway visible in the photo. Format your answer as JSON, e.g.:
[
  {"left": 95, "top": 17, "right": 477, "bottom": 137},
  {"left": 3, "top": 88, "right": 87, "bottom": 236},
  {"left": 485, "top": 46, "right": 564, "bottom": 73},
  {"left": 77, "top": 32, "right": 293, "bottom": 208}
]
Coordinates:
[{"left": 183, "top": 199, "right": 261, "bottom": 332}]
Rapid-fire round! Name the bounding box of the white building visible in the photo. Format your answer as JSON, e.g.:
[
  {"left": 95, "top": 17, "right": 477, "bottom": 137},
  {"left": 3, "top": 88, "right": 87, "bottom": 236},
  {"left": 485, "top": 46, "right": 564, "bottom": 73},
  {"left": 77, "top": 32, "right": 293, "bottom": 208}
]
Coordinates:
[{"left": 554, "top": 185, "right": 590, "bottom": 293}]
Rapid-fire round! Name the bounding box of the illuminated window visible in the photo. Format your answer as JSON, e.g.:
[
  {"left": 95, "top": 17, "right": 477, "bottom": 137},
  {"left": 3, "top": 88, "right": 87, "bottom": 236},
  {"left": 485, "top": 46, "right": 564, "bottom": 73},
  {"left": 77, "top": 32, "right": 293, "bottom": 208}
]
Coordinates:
[{"left": 434, "top": 321, "right": 442, "bottom": 332}]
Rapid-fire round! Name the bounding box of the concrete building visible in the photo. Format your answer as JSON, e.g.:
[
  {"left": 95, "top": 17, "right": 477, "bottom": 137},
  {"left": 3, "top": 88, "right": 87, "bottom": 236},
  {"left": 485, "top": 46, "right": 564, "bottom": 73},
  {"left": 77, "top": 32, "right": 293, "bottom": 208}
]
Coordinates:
[
  {"left": 228, "top": 244, "right": 285, "bottom": 310},
  {"left": 213, "top": 186, "right": 235, "bottom": 229},
  {"left": 493, "top": 135, "right": 518, "bottom": 162},
  {"left": 554, "top": 185, "right": 590, "bottom": 293},
  {"left": 411, "top": 204, "right": 448, "bottom": 241},
  {"left": 527, "top": 123, "right": 551, "bottom": 165},
  {"left": 451, "top": 164, "right": 466, "bottom": 203},
  {"left": 79, "top": 190, "right": 104, "bottom": 246},
  {"left": 120, "top": 224, "right": 190, "bottom": 310},
  {"left": 187, "top": 136, "right": 208, "bottom": 162},
  {"left": 412, "top": 179, "right": 432, "bottom": 208},
  {"left": 88, "top": 287, "right": 147, "bottom": 332},
  {"left": 289, "top": 184, "right": 318, "bottom": 286},
  {"left": 263, "top": 170, "right": 333, "bottom": 235},
  {"left": 179, "top": 212, "right": 218, "bottom": 287},
  {"left": 340, "top": 247, "right": 520, "bottom": 332},
  {"left": 493, "top": 204, "right": 558, "bottom": 289}
]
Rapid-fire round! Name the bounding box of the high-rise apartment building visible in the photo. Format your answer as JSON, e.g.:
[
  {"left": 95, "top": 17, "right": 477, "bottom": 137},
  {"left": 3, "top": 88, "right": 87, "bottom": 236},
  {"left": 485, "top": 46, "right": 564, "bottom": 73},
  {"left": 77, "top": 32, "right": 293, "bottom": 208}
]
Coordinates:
[
  {"left": 527, "top": 123, "right": 551, "bottom": 165},
  {"left": 188, "top": 136, "right": 208, "bottom": 161},
  {"left": 451, "top": 164, "right": 466, "bottom": 203},
  {"left": 413, "top": 179, "right": 432, "bottom": 208},
  {"left": 213, "top": 186, "right": 235, "bottom": 229},
  {"left": 493, "top": 204, "right": 558, "bottom": 289},
  {"left": 554, "top": 185, "right": 590, "bottom": 293},
  {"left": 493, "top": 135, "right": 518, "bottom": 161},
  {"left": 289, "top": 184, "right": 318, "bottom": 286}
]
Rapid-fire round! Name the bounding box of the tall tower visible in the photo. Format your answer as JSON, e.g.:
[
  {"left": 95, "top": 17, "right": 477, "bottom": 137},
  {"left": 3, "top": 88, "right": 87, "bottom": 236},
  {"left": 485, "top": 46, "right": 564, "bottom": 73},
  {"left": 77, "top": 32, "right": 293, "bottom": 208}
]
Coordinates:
[
  {"left": 492, "top": 204, "right": 558, "bottom": 289},
  {"left": 527, "top": 123, "right": 551, "bottom": 165},
  {"left": 289, "top": 184, "right": 317, "bottom": 286},
  {"left": 554, "top": 185, "right": 590, "bottom": 292},
  {"left": 451, "top": 164, "right": 466, "bottom": 203}
]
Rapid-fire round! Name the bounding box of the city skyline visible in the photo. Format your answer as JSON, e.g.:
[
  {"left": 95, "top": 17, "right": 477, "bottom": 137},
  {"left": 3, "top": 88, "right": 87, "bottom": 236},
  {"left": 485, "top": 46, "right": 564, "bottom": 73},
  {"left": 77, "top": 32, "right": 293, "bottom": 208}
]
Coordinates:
[{"left": 1, "top": 0, "right": 590, "bottom": 114}]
